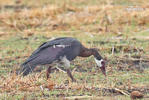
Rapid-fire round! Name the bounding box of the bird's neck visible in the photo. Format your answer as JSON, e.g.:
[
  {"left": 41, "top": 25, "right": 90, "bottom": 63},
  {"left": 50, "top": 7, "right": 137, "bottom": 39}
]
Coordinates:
[{"left": 79, "top": 47, "right": 98, "bottom": 57}]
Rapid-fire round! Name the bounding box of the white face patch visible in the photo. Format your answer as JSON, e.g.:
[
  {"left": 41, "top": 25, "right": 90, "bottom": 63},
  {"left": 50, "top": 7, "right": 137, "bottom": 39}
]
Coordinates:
[{"left": 94, "top": 58, "right": 104, "bottom": 67}]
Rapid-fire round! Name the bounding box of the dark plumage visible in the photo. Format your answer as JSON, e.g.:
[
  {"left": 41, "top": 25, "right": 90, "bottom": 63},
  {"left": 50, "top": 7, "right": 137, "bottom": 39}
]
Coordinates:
[{"left": 18, "top": 37, "right": 106, "bottom": 82}]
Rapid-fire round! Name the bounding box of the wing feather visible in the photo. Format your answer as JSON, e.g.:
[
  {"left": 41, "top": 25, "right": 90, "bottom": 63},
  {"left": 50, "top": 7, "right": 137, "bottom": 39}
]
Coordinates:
[{"left": 20, "top": 46, "right": 65, "bottom": 76}]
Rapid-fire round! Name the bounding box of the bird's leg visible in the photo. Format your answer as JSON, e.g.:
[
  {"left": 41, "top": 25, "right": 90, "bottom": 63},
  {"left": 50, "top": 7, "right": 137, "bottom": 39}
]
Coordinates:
[
  {"left": 61, "top": 56, "right": 76, "bottom": 82},
  {"left": 46, "top": 66, "right": 52, "bottom": 80},
  {"left": 66, "top": 69, "right": 76, "bottom": 82}
]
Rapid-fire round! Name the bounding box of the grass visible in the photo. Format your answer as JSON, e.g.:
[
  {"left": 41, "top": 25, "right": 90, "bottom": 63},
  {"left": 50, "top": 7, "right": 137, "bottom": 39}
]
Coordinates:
[{"left": 0, "top": 0, "right": 149, "bottom": 100}]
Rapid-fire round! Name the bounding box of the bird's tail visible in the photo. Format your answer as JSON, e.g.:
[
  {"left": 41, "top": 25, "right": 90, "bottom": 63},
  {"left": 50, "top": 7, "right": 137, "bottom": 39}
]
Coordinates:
[{"left": 17, "top": 63, "right": 36, "bottom": 76}]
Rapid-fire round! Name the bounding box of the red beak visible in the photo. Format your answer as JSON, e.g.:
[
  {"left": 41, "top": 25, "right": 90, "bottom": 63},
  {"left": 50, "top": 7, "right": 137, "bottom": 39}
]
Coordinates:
[{"left": 100, "top": 66, "right": 106, "bottom": 76}]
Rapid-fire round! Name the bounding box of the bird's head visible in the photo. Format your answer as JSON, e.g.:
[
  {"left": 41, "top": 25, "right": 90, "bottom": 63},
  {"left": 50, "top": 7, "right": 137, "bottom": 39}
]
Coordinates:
[
  {"left": 94, "top": 58, "right": 106, "bottom": 76},
  {"left": 91, "top": 48, "right": 106, "bottom": 76}
]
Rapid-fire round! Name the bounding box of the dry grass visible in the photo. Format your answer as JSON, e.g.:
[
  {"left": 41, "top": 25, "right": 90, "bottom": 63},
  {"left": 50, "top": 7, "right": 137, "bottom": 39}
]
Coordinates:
[
  {"left": 0, "top": 0, "right": 149, "bottom": 99},
  {"left": 0, "top": 0, "right": 149, "bottom": 39}
]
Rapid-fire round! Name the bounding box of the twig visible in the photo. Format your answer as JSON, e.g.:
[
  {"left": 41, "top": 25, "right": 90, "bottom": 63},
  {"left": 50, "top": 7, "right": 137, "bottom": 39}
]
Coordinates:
[
  {"left": 39, "top": 85, "right": 45, "bottom": 96},
  {"left": 37, "top": 71, "right": 45, "bottom": 78},
  {"left": 55, "top": 66, "right": 66, "bottom": 73},
  {"left": 114, "top": 88, "right": 129, "bottom": 96},
  {"left": 112, "top": 46, "right": 115, "bottom": 55},
  {"left": 65, "top": 95, "right": 94, "bottom": 99},
  {"left": 118, "top": 57, "right": 149, "bottom": 62},
  {"left": 72, "top": 67, "right": 77, "bottom": 74}
]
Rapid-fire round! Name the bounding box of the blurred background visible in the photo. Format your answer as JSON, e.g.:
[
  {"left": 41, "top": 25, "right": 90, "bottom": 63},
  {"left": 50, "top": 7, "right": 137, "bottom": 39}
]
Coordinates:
[{"left": 0, "top": 0, "right": 149, "bottom": 99}]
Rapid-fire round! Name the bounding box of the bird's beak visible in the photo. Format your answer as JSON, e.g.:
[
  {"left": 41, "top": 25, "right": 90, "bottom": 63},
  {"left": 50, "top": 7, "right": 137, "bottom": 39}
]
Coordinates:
[{"left": 100, "top": 65, "right": 106, "bottom": 76}]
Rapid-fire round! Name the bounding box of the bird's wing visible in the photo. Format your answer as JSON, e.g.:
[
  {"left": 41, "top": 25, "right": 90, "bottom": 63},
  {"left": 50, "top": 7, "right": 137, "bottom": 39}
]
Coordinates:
[
  {"left": 20, "top": 46, "right": 67, "bottom": 76},
  {"left": 29, "top": 37, "right": 74, "bottom": 58},
  {"left": 38, "top": 37, "right": 75, "bottom": 50},
  {"left": 22, "top": 37, "right": 75, "bottom": 65},
  {"left": 27, "top": 46, "right": 65, "bottom": 65},
  {"left": 27, "top": 41, "right": 81, "bottom": 65}
]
